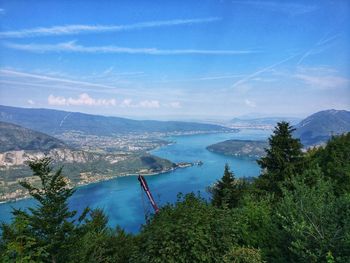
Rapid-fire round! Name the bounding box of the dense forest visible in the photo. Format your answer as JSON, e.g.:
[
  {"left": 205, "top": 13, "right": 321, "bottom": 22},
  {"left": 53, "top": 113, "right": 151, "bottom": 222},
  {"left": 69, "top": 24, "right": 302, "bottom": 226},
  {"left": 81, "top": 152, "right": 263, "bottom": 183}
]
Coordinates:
[{"left": 1, "top": 122, "right": 349, "bottom": 262}]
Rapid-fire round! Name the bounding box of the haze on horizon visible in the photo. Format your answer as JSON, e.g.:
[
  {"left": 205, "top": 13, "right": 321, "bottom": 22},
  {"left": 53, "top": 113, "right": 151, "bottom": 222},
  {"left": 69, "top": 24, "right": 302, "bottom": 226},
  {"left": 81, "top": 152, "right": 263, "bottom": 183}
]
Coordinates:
[{"left": 0, "top": 0, "right": 349, "bottom": 121}]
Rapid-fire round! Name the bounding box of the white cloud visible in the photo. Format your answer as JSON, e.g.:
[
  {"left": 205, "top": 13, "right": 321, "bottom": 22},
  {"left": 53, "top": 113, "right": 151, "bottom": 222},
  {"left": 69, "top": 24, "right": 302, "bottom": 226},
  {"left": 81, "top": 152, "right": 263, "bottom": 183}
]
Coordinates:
[
  {"left": 245, "top": 99, "right": 256, "bottom": 108},
  {"left": 139, "top": 100, "right": 160, "bottom": 108},
  {"left": 48, "top": 95, "right": 66, "bottom": 106},
  {"left": 120, "top": 99, "right": 133, "bottom": 108},
  {"left": 119, "top": 99, "right": 161, "bottom": 108},
  {"left": 0, "top": 17, "right": 221, "bottom": 38},
  {"left": 48, "top": 93, "right": 116, "bottom": 106},
  {"left": 4, "top": 41, "right": 258, "bottom": 55},
  {"left": 27, "top": 99, "right": 35, "bottom": 105}
]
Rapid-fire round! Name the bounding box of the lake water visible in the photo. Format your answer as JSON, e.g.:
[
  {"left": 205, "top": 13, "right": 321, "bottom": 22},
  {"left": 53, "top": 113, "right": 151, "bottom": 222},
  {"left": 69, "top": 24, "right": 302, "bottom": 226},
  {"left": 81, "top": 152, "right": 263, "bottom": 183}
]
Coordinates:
[{"left": 0, "top": 129, "right": 271, "bottom": 233}]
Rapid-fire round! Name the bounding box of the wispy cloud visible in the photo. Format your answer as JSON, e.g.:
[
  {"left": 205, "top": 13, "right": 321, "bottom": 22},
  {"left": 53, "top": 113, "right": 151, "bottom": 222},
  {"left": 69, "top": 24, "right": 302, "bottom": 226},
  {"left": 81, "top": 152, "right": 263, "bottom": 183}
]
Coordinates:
[
  {"left": 0, "top": 68, "right": 185, "bottom": 100},
  {"left": 297, "top": 33, "right": 341, "bottom": 65},
  {"left": 0, "top": 68, "right": 150, "bottom": 97},
  {"left": 0, "top": 68, "right": 124, "bottom": 90},
  {"left": 295, "top": 74, "right": 349, "bottom": 89},
  {"left": 294, "top": 67, "right": 349, "bottom": 89},
  {"left": 156, "top": 74, "right": 247, "bottom": 83},
  {"left": 4, "top": 41, "right": 258, "bottom": 55},
  {"left": 231, "top": 54, "right": 298, "bottom": 88},
  {"left": 0, "top": 8, "right": 5, "bottom": 15},
  {"left": 231, "top": 1, "right": 318, "bottom": 15},
  {"left": 0, "top": 17, "right": 221, "bottom": 38}
]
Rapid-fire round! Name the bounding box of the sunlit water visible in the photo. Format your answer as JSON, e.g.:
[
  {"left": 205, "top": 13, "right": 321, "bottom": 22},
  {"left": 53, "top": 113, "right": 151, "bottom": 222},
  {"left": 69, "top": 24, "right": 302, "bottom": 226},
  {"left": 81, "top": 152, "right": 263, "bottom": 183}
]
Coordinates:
[{"left": 0, "top": 129, "right": 271, "bottom": 233}]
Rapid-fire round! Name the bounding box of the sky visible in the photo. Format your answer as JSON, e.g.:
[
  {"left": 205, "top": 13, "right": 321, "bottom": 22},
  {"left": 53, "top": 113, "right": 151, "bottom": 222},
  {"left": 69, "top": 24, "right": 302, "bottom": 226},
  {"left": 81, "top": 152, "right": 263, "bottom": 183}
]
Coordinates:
[{"left": 0, "top": 0, "right": 349, "bottom": 120}]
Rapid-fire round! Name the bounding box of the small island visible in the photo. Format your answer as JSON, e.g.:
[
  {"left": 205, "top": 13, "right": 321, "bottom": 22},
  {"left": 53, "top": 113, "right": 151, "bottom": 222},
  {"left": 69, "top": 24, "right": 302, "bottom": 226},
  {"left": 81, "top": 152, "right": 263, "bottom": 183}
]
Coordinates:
[{"left": 207, "top": 139, "right": 268, "bottom": 158}]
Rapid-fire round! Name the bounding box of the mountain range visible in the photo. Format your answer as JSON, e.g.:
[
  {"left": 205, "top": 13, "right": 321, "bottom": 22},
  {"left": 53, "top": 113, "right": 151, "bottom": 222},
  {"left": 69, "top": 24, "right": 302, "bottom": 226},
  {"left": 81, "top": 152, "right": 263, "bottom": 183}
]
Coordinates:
[{"left": 0, "top": 105, "right": 234, "bottom": 136}]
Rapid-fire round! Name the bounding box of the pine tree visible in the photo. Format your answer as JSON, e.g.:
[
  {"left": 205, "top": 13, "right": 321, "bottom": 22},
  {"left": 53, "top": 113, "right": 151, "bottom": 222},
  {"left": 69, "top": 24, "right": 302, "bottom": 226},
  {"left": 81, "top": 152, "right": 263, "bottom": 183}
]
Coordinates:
[
  {"left": 255, "top": 121, "right": 303, "bottom": 196},
  {"left": 1, "top": 157, "right": 89, "bottom": 262},
  {"left": 211, "top": 164, "right": 246, "bottom": 208}
]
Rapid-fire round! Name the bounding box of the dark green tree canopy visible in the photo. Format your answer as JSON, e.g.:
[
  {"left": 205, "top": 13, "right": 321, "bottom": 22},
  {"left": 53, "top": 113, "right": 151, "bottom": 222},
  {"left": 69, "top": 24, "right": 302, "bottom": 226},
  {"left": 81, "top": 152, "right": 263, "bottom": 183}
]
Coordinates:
[
  {"left": 255, "top": 121, "right": 304, "bottom": 196},
  {"left": 1, "top": 157, "right": 89, "bottom": 263},
  {"left": 211, "top": 164, "right": 247, "bottom": 209}
]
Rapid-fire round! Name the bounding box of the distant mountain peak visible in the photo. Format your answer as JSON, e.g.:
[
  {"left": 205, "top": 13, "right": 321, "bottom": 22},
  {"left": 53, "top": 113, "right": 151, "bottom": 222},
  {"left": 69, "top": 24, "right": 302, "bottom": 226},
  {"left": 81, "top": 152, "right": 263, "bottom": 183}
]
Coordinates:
[{"left": 294, "top": 109, "right": 350, "bottom": 146}]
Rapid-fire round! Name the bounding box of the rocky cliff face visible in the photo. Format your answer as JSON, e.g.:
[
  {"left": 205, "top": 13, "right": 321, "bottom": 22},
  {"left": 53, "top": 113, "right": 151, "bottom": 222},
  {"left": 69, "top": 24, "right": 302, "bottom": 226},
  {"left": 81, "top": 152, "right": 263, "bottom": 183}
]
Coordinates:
[{"left": 0, "top": 148, "right": 127, "bottom": 167}]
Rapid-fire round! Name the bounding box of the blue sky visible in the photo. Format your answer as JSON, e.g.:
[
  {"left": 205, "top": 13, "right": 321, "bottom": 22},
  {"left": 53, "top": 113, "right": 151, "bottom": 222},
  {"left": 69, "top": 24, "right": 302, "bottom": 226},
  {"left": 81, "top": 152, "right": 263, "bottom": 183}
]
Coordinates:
[{"left": 0, "top": 0, "right": 349, "bottom": 120}]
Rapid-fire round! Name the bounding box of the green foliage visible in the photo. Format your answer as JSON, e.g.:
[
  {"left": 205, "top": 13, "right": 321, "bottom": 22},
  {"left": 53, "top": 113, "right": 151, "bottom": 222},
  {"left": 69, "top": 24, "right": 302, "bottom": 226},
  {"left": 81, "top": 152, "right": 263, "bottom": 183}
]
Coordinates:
[
  {"left": 277, "top": 167, "right": 350, "bottom": 262},
  {"left": 310, "top": 132, "right": 350, "bottom": 195},
  {"left": 255, "top": 121, "right": 303, "bottom": 197},
  {"left": 235, "top": 195, "right": 284, "bottom": 261},
  {"left": 223, "top": 246, "right": 264, "bottom": 263},
  {"left": 0, "top": 157, "right": 89, "bottom": 262},
  {"left": 211, "top": 164, "right": 247, "bottom": 209},
  {"left": 0, "top": 209, "right": 49, "bottom": 262},
  {"left": 73, "top": 209, "right": 134, "bottom": 263},
  {"left": 1, "top": 126, "right": 350, "bottom": 262},
  {"left": 131, "top": 193, "right": 240, "bottom": 263}
]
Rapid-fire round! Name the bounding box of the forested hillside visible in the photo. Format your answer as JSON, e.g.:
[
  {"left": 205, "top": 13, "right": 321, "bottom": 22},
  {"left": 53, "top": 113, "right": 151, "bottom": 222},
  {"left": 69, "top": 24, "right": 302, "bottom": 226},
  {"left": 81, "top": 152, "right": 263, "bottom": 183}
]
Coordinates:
[{"left": 1, "top": 122, "right": 349, "bottom": 262}]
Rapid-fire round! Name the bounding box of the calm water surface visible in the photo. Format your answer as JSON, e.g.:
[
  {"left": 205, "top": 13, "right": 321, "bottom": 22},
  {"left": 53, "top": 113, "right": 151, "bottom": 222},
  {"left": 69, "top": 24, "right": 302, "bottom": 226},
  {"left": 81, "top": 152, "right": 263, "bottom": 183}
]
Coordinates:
[{"left": 0, "top": 129, "right": 271, "bottom": 233}]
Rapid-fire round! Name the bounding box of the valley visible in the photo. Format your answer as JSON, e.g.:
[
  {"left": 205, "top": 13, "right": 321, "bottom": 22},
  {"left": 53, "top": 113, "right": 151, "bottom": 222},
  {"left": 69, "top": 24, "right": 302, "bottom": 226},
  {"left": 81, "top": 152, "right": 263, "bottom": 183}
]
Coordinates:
[{"left": 1, "top": 109, "right": 225, "bottom": 202}]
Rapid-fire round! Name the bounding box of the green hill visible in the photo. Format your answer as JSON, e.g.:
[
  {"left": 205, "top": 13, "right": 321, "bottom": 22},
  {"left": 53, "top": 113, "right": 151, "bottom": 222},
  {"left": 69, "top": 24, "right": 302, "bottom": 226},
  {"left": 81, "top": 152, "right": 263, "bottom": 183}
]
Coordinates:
[{"left": 0, "top": 121, "right": 65, "bottom": 152}]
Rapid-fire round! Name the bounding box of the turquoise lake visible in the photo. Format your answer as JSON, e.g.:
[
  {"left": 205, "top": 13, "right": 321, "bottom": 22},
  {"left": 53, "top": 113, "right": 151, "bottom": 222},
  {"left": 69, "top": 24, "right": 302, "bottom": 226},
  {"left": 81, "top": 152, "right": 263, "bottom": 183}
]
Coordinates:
[{"left": 0, "top": 129, "right": 271, "bottom": 233}]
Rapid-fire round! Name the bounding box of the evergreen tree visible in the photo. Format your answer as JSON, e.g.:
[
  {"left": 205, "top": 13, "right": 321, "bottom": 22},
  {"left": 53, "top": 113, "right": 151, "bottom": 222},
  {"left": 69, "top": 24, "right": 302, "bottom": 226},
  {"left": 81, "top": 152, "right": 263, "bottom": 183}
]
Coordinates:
[
  {"left": 211, "top": 164, "right": 246, "bottom": 209},
  {"left": 1, "top": 157, "right": 89, "bottom": 262},
  {"left": 255, "top": 121, "right": 303, "bottom": 196}
]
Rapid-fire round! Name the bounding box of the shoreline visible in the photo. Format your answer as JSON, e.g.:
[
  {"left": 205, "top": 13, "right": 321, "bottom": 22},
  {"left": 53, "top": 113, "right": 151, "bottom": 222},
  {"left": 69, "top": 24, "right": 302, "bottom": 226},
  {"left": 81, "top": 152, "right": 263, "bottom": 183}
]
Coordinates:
[{"left": 0, "top": 162, "right": 196, "bottom": 204}]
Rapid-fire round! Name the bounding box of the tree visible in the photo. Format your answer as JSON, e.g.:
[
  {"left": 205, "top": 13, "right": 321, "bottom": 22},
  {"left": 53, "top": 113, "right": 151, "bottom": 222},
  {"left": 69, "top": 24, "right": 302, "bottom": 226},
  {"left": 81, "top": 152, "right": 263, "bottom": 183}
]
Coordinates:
[
  {"left": 211, "top": 164, "right": 247, "bottom": 209},
  {"left": 310, "top": 133, "right": 350, "bottom": 195},
  {"left": 131, "top": 193, "right": 241, "bottom": 263},
  {"left": 1, "top": 157, "right": 89, "bottom": 262},
  {"left": 255, "top": 121, "right": 303, "bottom": 196},
  {"left": 277, "top": 168, "right": 350, "bottom": 262},
  {"left": 73, "top": 209, "right": 135, "bottom": 263}
]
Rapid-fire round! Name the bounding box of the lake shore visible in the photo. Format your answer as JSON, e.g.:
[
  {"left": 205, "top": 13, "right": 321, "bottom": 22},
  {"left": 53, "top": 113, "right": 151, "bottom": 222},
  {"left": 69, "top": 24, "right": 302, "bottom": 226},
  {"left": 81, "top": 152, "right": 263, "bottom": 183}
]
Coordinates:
[{"left": 0, "top": 161, "right": 196, "bottom": 203}]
